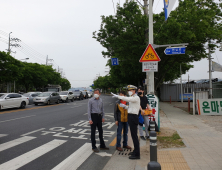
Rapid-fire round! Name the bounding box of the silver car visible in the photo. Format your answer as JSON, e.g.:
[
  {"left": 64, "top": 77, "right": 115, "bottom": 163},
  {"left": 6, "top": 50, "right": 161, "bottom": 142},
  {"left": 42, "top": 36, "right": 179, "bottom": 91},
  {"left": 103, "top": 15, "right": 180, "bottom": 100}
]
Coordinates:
[
  {"left": 23, "top": 92, "right": 42, "bottom": 105},
  {"left": 33, "top": 92, "right": 60, "bottom": 105}
]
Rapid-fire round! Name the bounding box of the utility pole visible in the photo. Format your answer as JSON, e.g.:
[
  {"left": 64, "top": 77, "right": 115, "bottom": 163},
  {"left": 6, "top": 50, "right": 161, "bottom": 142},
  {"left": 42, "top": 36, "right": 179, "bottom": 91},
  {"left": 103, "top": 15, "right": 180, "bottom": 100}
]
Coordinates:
[
  {"left": 46, "top": 56, "right": 54, "bottom": 66},
  {"left": 180, "top": 64, "right": 183, "bottom": 103},
  {"left": 208, "top": 42, "right": 212, "bottom": 99},
  {"left": 144, "top": 0, "right": 149, "bottom": 93},
  {"left": 8, "top": 32, "right": 12, "bottom": 54},
  {"left": 46, "top": 55, "right": 48, "bottom": 65},
  {"left": 144, "top": 0, "right": 154, "bottom": 94}
]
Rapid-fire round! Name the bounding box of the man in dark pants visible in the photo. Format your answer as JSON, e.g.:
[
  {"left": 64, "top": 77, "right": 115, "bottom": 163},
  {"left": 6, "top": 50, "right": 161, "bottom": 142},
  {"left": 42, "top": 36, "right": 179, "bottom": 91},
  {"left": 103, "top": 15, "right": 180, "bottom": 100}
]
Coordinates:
[
  {"left": 112, "top": 85, "right": 140, "bottom": 159},
  {"left": 88, "top": 88, "right": 109, "bottom": 152}
]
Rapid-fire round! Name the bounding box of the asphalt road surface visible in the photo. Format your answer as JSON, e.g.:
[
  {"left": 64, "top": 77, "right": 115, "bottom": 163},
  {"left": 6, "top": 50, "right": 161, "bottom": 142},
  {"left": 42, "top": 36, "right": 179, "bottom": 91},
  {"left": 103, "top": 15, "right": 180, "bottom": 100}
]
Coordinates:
[{"left": 0, "top": 94, "right": 117, "bottom": 170}]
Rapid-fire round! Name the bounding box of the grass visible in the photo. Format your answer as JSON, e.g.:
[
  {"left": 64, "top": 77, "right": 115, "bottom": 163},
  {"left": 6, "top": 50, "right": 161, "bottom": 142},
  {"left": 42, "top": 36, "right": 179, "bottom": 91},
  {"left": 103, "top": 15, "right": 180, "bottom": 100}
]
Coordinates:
[{"left": 157, "top": 132, "right": 185, "bottom": 149}]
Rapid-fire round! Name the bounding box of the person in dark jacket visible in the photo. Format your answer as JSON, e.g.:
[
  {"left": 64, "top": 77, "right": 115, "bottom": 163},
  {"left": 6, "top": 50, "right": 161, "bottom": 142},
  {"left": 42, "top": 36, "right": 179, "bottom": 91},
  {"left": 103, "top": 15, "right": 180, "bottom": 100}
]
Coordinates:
[{"left": 114, "top": 91, "right": 132, "bottom": 151}]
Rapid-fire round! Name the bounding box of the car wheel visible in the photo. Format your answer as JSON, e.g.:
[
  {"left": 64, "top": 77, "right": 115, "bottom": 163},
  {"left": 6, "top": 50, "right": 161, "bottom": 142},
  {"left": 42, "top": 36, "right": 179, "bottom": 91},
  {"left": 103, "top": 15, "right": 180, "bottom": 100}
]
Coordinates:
[
  {"left": 35, "top": 103, "right": 38, "bottom": 106},
  {"left": 20, "top": 101, "right": 26, "bottom": 109},
  {"left": 79, "top": 97, "right": 81, "bottom": 100},
  {"left": 57, "top": 99, "right": 60, "bottom": 104},
  {"left": 71, "top": 98, "right": 74, "bottom": 102},
  {"left": 66, "top": 98, "right": 68, "bottom": 103},
  {"left": 47, "top": 100, "right": 50, "bottom": 105}
]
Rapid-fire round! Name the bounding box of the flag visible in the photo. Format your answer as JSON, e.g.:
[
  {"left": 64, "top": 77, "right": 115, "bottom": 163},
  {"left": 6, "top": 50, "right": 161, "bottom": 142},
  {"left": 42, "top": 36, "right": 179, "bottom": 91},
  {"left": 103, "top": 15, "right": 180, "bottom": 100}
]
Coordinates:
[
  {"left": 163, "top": 0, "right": 177, "bottom": 21},
  {"left": 212, "top": 61, "right": 222, "bottom": 72}
]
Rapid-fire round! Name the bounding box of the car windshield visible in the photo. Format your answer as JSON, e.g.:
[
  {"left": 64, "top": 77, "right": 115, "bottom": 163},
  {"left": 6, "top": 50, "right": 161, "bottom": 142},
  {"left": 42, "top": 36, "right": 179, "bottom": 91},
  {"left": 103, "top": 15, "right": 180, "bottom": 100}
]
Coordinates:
[
  {"left": 59, "top": 92, "right": 68, "bottom": 95},
  {"left": 0, "top": 94, "right": 6, "bottom": 99},
  {"left": 38, "top": 93, "right": 51, "bottom": 97},
  {"left": 23, "top": 93, "right": 30, "bottom": 97}
]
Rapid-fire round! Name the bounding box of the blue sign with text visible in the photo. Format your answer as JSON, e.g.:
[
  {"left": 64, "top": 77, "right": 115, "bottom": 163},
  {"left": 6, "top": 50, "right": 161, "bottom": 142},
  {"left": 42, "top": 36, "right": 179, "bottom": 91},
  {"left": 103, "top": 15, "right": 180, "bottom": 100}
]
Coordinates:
[
  {"left": 179, "top": 94, "right": 193, "bottom": 101},
  {"left": 111, "top": 58, "right": 119, "bottom": 66},
  {"left": 164, "top": 47, "right": 186, "bottom": 55}
]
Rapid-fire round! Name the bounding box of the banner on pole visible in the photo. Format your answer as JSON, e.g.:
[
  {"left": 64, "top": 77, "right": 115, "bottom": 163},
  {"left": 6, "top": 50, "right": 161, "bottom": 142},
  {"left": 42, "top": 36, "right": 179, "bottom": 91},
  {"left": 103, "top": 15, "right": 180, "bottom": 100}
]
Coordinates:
[
  {"left": 163, "top": 0, "right": 177, "bottom": 21},
  {"left": 212, "top": 61, "right": 222, "bottom": 72}
]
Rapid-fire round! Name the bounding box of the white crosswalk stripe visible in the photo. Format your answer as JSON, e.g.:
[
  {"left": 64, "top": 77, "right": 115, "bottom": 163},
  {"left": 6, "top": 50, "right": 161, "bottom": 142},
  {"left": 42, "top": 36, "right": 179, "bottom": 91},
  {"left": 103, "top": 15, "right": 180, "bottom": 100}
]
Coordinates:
[
  {"left": 0, "top": 136, "right": 36, "bottom": 152},
  {"left": 0, "top": 134, "right": 8, "bottom": 138},
  {"left": 0, "top": 139, "right": 67, "bottom": 170},
  {"left": 52, "top": 143, "right": 99, "bottom": 170}
]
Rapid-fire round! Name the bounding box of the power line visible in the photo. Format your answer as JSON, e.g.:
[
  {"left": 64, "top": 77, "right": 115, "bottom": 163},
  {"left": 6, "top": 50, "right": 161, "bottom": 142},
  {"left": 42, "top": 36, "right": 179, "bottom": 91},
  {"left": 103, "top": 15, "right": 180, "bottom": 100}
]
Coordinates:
[{"left": 154, "top": 0, "right": 161, "bottom": 13}]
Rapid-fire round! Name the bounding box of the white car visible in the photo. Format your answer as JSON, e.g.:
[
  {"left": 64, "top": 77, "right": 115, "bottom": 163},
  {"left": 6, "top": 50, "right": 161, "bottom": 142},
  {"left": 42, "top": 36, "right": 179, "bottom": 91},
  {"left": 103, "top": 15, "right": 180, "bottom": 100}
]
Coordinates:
[
  {"left": 59, "top": 91, "right": 75, "bottom": 102},
  {"left": 0, "top": 93, "right": 29, "bottom": 110}
]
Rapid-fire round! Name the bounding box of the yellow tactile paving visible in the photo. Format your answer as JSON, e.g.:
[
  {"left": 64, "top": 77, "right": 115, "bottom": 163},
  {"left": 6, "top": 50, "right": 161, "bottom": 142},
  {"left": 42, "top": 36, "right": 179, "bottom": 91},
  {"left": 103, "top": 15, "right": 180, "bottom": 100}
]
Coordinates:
[
  {"left": 158, "top": 150, "right": 190, "bottom": 170},
  {"left": 160, "top": 163, "right": 175, "bottom": 170}
]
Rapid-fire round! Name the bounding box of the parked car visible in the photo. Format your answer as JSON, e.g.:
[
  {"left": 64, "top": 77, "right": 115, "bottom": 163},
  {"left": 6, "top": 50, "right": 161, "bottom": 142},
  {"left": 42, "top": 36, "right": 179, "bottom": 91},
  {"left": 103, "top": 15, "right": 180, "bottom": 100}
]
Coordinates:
[
  {"left": 33, "top": 92, "right": 60, "bottom": 105},
  {"left": 0, "top": 93, "right": 29, "bottom": 110},
  {"left": 59, "top": 91, "right": 75, "bottom": 102},
  {"left": 72, "top": 91, "right": 84, "bottom": 100},
  {"left": 82, "top": 91, "right": 88, "bottom": 99},
  {"left": 23, "top": 92, "right": 42, "bottom": 105}
]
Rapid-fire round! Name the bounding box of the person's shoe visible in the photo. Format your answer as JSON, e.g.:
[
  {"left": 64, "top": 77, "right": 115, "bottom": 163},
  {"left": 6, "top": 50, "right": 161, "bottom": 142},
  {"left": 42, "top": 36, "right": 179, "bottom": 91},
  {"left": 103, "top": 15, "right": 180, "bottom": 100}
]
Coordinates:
[
  {"left": 128, "top": 152, "right": 135, "bottom": 156},
  {"left": 129, "top": 155, "right": 140, "bottom": 159},
  {"left": 92, "top": 148, "right": 99, "bottom": 153},
  {"left": 123, "top": 145, "right": 132, "bottom": 149},
  {"left": 140, "top": 136, "right": 146, "bottom": 141},
  {"left": 100, "top": 146, "right": 109, "bottom": 150},
  {"left": 116, "top": 147, "right": 123, "bottom": 151},
  {"left": 146, "top": 136, "right": 149, "bottom": 140}
]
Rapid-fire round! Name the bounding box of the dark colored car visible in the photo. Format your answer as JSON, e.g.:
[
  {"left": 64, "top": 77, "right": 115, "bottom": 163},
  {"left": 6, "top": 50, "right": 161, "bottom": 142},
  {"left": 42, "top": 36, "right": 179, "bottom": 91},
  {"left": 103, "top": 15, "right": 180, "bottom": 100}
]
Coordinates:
[
  {"left": 73, "top": 91, "right": 84, "bottom": 100},
  {"left": 82, "top": 91, "right": 88, "bottom": 99}
]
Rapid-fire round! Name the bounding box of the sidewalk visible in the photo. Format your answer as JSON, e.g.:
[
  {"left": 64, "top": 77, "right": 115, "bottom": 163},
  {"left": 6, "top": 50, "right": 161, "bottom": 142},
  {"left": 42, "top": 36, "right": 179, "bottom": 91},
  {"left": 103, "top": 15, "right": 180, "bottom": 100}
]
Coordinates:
[
  {"left": 160, "top": 102, "right": 222, "bottom": 170},
  {"left": 103, "top": 102, "right": 222, "bottom": 170}
]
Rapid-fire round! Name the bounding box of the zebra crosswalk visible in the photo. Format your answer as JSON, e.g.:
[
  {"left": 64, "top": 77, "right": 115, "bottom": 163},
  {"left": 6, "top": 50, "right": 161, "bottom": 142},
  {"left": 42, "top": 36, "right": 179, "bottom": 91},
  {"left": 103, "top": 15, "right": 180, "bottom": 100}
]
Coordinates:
[{"left": 0, "top": 134, "right": 104, "bottom": 170}]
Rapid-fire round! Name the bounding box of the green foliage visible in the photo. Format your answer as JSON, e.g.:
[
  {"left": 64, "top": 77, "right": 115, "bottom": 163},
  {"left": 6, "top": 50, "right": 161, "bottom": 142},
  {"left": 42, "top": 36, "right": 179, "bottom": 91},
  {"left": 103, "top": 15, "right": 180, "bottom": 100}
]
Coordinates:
[
  {"left": 0, "top": 51, "right": 71, "bottom": 92},
  {"left": 93, "top": 0, "right": 222, "bottom": 90}
]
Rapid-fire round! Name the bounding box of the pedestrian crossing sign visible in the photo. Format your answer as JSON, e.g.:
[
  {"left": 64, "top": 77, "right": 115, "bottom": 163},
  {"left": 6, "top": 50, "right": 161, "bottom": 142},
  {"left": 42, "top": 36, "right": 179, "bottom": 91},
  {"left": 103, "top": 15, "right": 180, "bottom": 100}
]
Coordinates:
[{"left": 139, "top": 44, "right": 161, "bottom": 62}]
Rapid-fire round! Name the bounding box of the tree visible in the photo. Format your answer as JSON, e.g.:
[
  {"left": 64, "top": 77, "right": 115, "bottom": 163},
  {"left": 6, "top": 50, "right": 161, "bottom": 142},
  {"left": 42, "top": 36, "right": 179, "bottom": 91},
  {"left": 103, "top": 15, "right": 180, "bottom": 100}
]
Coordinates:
[
  {"left": 0, "top": 51, "right": 71, "bottom": 92},
  {"left": 60, "top": 78, "right": 71, "bottom": 90},
  {"left": 93, "top": 0, "right": 222, "bottom": 90},
  {"left": 0, "top": 51, "right": 23, "bottom": 84}
]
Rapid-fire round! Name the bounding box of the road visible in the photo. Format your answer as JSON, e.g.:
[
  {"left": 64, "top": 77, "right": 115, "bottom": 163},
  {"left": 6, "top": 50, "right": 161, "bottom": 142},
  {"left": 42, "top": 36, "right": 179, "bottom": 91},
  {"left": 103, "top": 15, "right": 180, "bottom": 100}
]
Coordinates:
[{"left": 0, "top": 94, "right": 117, "bottom": 170}]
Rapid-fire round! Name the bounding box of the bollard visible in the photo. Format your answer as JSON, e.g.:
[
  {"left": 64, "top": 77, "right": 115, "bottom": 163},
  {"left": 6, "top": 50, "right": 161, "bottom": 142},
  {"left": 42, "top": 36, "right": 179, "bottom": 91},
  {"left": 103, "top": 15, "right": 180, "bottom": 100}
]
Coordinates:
[
  {"left": 170, "top": 96, "right": 171, "bottom": 104},
  {"left": 150, "top": 121, "right": 155, "bottom": 132},
  {"left": 148, "top": 122, "right": 161, "bottom": 170},
  {"left": 188, "top": 98, "right": 190, "bottom": 113}
]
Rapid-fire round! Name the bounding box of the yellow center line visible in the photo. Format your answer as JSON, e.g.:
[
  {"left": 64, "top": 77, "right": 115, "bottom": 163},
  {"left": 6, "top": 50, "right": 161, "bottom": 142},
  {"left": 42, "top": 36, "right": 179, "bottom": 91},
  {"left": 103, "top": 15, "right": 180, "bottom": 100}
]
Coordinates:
[
  {"left": 0, "top": 104, "right": 61, "bottom": 115},
  {"left": 109, "top": 129, "right": 123, "bottom": 146}
]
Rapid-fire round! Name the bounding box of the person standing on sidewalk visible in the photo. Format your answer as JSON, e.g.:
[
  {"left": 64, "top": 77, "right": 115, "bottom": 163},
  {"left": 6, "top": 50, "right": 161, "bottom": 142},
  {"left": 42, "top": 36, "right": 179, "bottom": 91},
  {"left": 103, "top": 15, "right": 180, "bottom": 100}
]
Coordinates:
[
  {"left": 112, "top": 85, "right": 140, "bottom": 159},
  {"left": 137, "top": 87, "right": 152, "bottom": 141},
  {"left": 88, "top": 88, "right": 109, "bottom": 153},
  {"left": 114, "top": 91, "right": 132, "bottom": 151}
]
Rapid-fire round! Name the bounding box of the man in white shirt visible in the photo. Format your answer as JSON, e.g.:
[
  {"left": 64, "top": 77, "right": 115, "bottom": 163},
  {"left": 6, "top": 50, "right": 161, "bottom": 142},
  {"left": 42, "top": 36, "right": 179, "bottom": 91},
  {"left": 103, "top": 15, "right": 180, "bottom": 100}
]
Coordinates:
[{"left": 112, "top": 85, "right": 140, "bottom": 159}]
